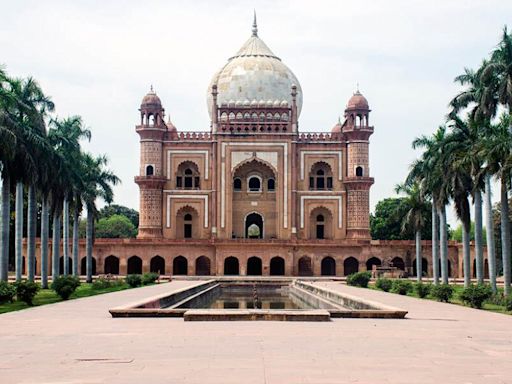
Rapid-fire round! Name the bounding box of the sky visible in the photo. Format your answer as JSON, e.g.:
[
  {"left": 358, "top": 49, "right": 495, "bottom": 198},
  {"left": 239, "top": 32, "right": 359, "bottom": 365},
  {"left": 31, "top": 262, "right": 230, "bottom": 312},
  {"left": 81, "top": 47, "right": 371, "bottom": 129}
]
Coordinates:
[{"left": 1, "top": 0, "right": 511, "bottom": 225}]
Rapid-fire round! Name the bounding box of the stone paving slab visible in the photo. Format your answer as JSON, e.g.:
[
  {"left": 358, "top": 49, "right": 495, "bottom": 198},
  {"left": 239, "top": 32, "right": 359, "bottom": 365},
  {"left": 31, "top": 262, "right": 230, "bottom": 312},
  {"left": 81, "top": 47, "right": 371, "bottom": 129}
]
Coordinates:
[{"left": 0, "top": 279, "right": 511, "bottom": 384}]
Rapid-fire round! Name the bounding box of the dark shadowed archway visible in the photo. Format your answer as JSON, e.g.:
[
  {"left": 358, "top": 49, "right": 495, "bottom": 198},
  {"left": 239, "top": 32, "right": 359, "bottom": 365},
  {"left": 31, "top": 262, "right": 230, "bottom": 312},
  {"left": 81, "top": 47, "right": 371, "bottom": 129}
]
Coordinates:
[
  {"left": 104, "top": 255, "right": 119, "bottom": 275},
  {"left": 344, "top": 257, "right": 359, "bottom": 275},
  {"left": 59, "top": 257, "right": 73, "bottom": 275},
  {"left": 224, "top": 257, "right": 239, "bottom": 275},
  {"left": 413, "top": 258, "right": 428, "bottom": 277},
  {"left": 195, "top": 256, "right": 211, "bottom": 275},
  {"left": 81, "top": 257, "right": 97, "bottom": 275},
  {"left": 173, "top": 256, "right": 188, "bottom": 275},
  {"left": 298, "top": 256, "right": 313, "bottom": 276},
  {"left": 247, "top": 256, "right": 262, "bottom": 275},
  {"left": 127, "top": 256, "right": 142, "bottom": 274},
  {"left": 150, "top": 256, "right": 165, "bottom": 275},
  {"left": 391, "top": 256, "right": 405, "bottom": 271},
  {"left": 321, "top": 256, "right": 336, "bottom": 276},
  {"left": 366, "top": 257, "right": 381, "bottom": 272},
  {"left": 270, "top": 256, "right": 285, "bottom": 275}
]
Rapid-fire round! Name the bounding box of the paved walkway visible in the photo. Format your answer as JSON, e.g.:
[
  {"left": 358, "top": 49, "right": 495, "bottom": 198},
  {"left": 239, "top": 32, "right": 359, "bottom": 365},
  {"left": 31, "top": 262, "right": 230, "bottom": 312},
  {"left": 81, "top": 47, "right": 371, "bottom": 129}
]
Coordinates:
[{"left": 0, "top": 280, "right": 511, "bottom": 384}]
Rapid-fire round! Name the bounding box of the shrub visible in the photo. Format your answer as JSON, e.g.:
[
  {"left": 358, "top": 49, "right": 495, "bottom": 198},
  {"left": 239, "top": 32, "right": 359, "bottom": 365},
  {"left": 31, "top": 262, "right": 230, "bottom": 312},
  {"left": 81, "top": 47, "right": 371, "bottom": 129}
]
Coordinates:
[
  {"left": 430, "top": 284, "right": 454, "bottom": 302},
  {"left": 415, "top": 282, "right": 431, "bottom": 298},
  {"left": 391, "top": 279, "right": 413, "bottom": 295},
  {"left": 14, "top": 280, "right": 40, "bottom": 305},
  {"left": 459, "top": 284, "right": 493, "bottom": 309},
  {"left": 346, "top": 272, "right": 371, "bottom": 288},
  {"left": 51, "top": 276, "right": 81, "bottom": 300},
  {"left": 375, "top": 278, "right": 393, "bottom": 292},
  {"left": 92, "top": 275, "right": 124, "bottom": 290},
  {"left": 126, "top": 274, "right": 142, "bottom": 288},
  {"left": 142, "top": 272, "right": 159, "bottom": 285},
  {"left": 0, "top": 281, "right": 16, "bottom": 304},
  {"left": 505, "top": 296, "right": 512, "bottom": 311}
]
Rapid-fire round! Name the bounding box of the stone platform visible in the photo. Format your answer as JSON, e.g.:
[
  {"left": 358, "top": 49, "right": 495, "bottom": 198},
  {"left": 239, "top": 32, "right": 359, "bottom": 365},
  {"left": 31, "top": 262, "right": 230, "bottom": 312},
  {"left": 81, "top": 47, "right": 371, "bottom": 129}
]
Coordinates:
[{"left": 0, "top": 280, "right": 511, "bottom": 383}]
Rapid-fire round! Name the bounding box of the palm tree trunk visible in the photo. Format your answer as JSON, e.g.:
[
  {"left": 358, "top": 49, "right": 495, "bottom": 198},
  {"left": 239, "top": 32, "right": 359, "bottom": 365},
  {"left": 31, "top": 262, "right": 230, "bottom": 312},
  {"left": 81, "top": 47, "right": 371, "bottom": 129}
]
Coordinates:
[
  {"left": 0, "top": 174, "right": 10, "bottom": 282},
  {"left": 474, "top": 190, "right": 484, "bottom": 284},
  {"left": 72, "top": 210, "right": 79, "bottom": 276},
  {"left": 41, "top": 198, "right": 49, "bottom": 288},
  {"left": 62, "top": 198, "right": 69, "bottom": 276},
  {"left": 439, "top": 205, "right": 449, "bottom": 284},
  {"left": 462, "top": 221, "right": 471, "bottom": 288},
  {"left": 27, "top": 185, "right": 36, "bottom": 282},
  {"left": 500, "top": 176, "right": 511, "bottom": 296},
  {"left": 431, "top": 204, "right": 439, "bottom": 285},
  {"left": 86, "top": 207, "right": 93, "bottom": 283},
  {"left": 415, "top": 230, "right": 422, "bottom": 282},
  {"left": 51, "top": 209, "right": 61, "bottom": 281},
  {"left": 485, "top": 174, "right": 497, "bottom": 293},
  {"left": 15, "top": 181, "right": 23, "bottom": 281}
]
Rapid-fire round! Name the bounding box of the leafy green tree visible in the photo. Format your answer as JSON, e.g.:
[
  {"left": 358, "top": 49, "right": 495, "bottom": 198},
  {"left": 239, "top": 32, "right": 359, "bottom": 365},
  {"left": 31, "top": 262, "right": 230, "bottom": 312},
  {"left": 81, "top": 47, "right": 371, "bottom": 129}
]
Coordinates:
[
  {"left": 370, "top": 198, "right": 432, "bottom": 240},
  {"left": 95, "top": 215, "right": 137, "bottom": 238},
  {"left": 98, "top": 204, "right": 139, "bottom": 228},
  {"left": 451, "top": 222, "right": 487, "bottom": 244}
]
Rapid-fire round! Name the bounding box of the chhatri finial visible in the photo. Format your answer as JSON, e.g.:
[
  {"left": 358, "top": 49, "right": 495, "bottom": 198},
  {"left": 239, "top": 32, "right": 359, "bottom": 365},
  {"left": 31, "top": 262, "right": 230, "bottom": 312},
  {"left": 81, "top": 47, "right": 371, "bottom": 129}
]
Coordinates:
[
  {"left": 150, "top": 84, "right": 154, "bottom": 93},
  {"left": 252, "top": 10, "right": 258, "bottom": 37},
  {"left": 355, "top": 82, "right": 360, "bottom": 94}
]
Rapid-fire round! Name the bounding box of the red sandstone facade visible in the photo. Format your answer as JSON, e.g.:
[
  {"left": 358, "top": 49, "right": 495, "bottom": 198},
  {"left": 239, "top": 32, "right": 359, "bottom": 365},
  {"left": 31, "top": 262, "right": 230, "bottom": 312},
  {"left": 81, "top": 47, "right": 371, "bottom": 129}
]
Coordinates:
[{"left": 31, "top": 20, "right": 484, "bottom": 279}]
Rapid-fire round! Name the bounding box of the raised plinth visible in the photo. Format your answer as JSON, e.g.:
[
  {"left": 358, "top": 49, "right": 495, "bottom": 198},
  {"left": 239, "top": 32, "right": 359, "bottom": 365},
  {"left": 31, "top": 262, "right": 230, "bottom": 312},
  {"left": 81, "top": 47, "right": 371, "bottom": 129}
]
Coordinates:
[{"left": 183, "top": 309, "right": 331, "bottom": 321}]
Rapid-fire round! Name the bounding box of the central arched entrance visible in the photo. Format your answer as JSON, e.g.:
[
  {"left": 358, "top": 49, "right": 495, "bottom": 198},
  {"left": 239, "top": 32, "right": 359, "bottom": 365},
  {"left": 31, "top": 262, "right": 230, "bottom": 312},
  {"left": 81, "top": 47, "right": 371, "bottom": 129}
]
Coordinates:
[
  {"left": 247, "top": 256, "right": 262, "bottom": 275},
  {"left": 224, "top": 257, "right": 239, "bottom": 275},
  {"left": 173, "top": 256, "right": 188, "bottom": 275},
  {"left": 245, "top": 213, "right": 263, "bottom": 239},
  {"left": 321, "top": 256, "right": 336, "bottom": 276}
]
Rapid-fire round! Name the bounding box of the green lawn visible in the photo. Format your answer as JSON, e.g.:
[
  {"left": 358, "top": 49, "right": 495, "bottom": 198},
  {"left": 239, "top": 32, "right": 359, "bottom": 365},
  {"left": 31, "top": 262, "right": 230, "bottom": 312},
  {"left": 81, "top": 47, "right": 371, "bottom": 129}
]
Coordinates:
[
  {"left": 0, "top": 283, "right": 130, "bottom": 314},
  {"left": 368, "top": 282, "right": 512, "bottom": 315}
]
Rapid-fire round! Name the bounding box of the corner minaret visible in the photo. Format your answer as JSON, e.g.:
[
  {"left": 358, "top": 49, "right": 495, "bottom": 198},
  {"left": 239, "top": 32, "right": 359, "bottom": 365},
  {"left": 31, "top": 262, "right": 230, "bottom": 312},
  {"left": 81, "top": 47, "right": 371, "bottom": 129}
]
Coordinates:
[
  {"left": 135, "top": 87, "right": 167, "bottom": 238},
  {"left": 342, "top": 90, "right": 374, "bottom": 239}
]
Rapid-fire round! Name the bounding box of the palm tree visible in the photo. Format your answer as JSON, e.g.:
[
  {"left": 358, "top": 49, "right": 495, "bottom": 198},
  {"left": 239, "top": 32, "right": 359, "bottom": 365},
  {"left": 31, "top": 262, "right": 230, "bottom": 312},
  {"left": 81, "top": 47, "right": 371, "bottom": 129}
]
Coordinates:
[
  {"left": 409, "top": 126, "right": 451, "bottom": 284},
  {"left": 396, "top": 182, "right": 430, "bottom": 282},
  {"left": 81, "top": 154, "right": 119, "bottom": 283},
  {"left": 450, "top": 62, "right": 490, "bottom": 285}
]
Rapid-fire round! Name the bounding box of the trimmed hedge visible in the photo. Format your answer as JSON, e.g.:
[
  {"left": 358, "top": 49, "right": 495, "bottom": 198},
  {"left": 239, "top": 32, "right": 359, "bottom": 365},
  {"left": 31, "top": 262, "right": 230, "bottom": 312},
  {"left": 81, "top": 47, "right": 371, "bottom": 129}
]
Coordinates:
[
  {"left": 346, "top": 272, "right": 371, "bottom": 288},
  {"left": 51, "top": 276, "right": 81, "bottom": 300},
  {"left": 459, "top": 284, "right": 492, "bottom": 309},
  {"left": 375, "top": 278, "right": 393, "bottom": 292}
]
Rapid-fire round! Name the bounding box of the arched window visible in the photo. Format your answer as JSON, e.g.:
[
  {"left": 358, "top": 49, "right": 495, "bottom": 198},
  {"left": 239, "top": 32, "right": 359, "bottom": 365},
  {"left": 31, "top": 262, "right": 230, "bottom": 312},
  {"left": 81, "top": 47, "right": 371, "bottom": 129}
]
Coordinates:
[
  {"left": 309, "top": 162, "right": 333, "bottom": 190},
  {"left": 176, "top": 162, "right": 200, "bottom": 189},
  {"left": 146, "top": 165, "right": 154, "bottom": 176},
  {"left": 316, "top": 214, "right": 325, "bottom": 239},
  {"left": 233, "top": 178, "right": 242, "bottom": 191},
  {"left": 184, "top": 213, "right": 192, "bottom": 238},
  {"left": 220, "top": 112, "right": 228, "bottom": 122},
  {"left": 356, "top": 166, "right": 363, "bottom": 177},
  {"left": 267, "top": 178, "right": 275, "bottom": 191},
  {"left": 248, "top": 176, "right": 261, "bottom": 192}
]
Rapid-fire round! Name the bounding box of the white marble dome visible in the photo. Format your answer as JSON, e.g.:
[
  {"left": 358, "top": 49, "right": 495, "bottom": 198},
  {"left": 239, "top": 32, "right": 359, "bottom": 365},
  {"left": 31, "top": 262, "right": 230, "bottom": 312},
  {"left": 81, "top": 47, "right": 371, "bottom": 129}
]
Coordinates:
[{"left": 207, "top": 20, "right": 303, "bottom": 119}]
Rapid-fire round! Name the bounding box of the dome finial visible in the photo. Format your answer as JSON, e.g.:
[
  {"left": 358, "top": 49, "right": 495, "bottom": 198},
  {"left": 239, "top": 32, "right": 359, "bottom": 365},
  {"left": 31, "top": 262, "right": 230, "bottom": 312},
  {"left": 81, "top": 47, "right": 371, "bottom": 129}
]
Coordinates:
[
  {"left": 252, "top": 10, "right": 258, "bottom": 37},
  {"left": 150, "top": 84, "right": 154, "bottom": 93}
]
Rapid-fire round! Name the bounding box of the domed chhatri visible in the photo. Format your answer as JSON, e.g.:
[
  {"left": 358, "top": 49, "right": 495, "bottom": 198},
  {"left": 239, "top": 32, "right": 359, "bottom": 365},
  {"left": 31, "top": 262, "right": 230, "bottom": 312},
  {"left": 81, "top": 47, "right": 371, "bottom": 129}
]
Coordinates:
[
  {"left": 346, "top": 90, "right": 369, "bottom": 110},
  {"left": 207, "top": 13, "right": 303, "bottom": 119},
  {"left": 141, "top": 85, "right": 162, "bottom": 107}
]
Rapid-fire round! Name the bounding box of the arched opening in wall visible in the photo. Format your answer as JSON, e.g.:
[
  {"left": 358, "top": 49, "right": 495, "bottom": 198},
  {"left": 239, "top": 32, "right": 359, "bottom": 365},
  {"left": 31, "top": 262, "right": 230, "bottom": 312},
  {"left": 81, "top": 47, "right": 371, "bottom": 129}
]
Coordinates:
[
  {"left": 248, "top": 176, "right": 261, "bottom": 192},
  {"left": 195, "top": 256, "right": 211, "bottom": 276},
  {"left": 438, "top": 259, "right": 453, "bottom": 278},
  {"left": 321, "top": 257, "right": 336, "bottom": 276},
  {"left": 173, "top": 256, "right": 188, "bottom": 275},
  {"left": 176, "top": 206, "right": 199, "bottom": 239},
  {"left": 355, "top": 166, "right": 363, "bottom": 177},
  {"left": 150, "top": 255, "right": 165, "bottom": 275},
  {"left": 309, "top": 162, "right": 333, "bottom": 190},
  {"left": 413, "top": 258, "right": 428, "bottom": 277},
  {"left": 298, "top": 256, "right": 313, "bottom": 276},
  {"left": 484, "top": 259, "right": 489, "bottom": 279},
  {"left": 366, "top": 257, "right": 381, "bottom": 272},
  {"left": 309, "top": 207, "right": 333, "bottom": 240},
  {"left": 127, "top": 256, "right": 142, "bottom": 274},
  {"left": 267, "top": 178, "right": 275, "bottom": 191},
  {"left": 80, "top": 257, "right": 97, "bottom": 275},
  {"left": 104, "top": 255, "right": 119, "bottom": 275},
  {"left": 224, "top": 257, "right": 239, "bottom": 275},
  {"left": 344, "top": 257, "right": 359, "bottom": 275},
  {"left": 176, "top": 161, "right": 200, "bottom": 189},
  {"left": 245, "top": 212, "right": 263, "bottom": 239},
  {"left": 247, "top": 256, "right": 262, "bottom": 275},
  {"left": 270, "top": 257, "right": 285, "bottom": 275},
  {"left": 391, "top": 257, "right": 405, "bottom": 271},
  {"left": 146, "top": 165, "right": 154, "bottom": 176},
  {"left": 59, "top": 257, "right": 73, "bottom": 275},
  {"left": 233, "top": 177, "right": 242, "bottom": 191}
]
